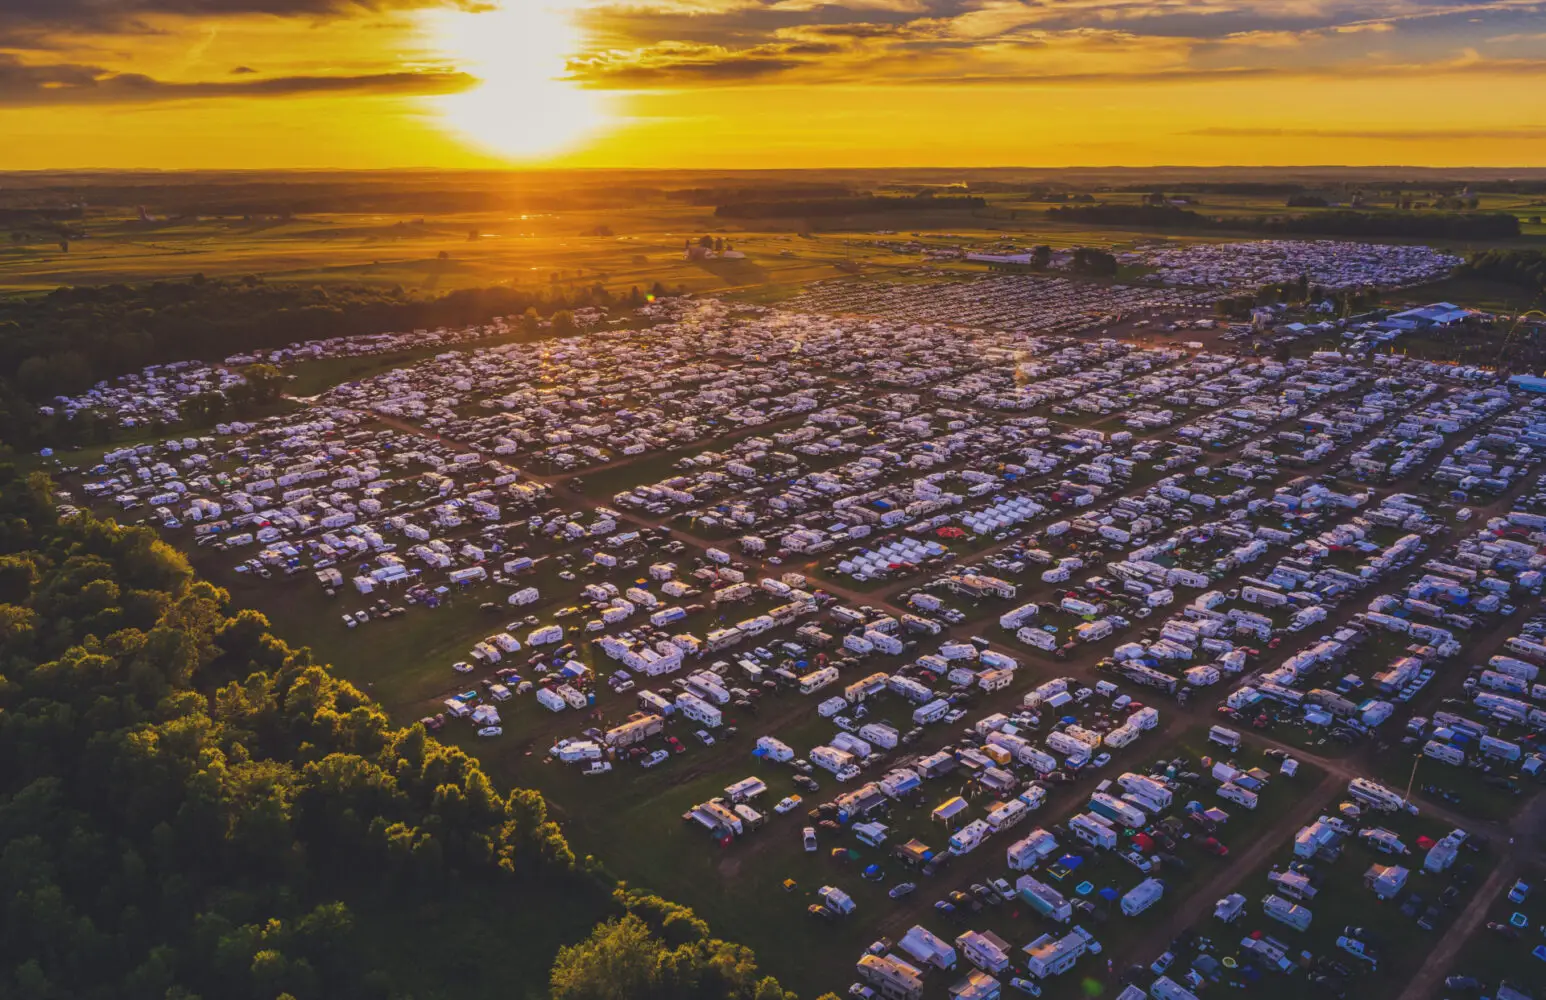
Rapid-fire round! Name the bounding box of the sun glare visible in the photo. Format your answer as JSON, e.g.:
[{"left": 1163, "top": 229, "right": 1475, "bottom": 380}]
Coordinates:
[{"left": 424, "top": 1, "right": 609, "bottom": 161}]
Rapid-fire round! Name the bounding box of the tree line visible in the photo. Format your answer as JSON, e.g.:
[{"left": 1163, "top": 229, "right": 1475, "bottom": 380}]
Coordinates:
[
  {"left": 1046, "top": 204, "right": 1521, "bottom": 239},
  {"left": 1457, "top": 250, "right": 1546, "bottom": 295},
  {"left": 0, "top": 276, "right": 675, "bottom": 451},
  {"left": 715, "top": 196, "right": 986, "bottom": 219},
  {"left": 0, "top": 465, "right": 796, "bottom": 1000},
  {"left": 0, "top": 277, "right": 608, "bottom": 399}
]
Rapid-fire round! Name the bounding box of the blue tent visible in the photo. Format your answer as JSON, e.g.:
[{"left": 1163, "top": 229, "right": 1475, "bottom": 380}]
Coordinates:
[{"left": 1098, "top": 887, "right": 1119, "bottom": 902}]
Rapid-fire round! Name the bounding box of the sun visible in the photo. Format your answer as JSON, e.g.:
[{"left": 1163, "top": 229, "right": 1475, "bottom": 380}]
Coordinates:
[{"left": 422, "top": 1, "right": 610, "bottom": 161}]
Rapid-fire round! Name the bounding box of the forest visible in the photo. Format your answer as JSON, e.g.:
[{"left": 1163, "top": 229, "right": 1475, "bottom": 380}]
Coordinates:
[{"left": 0, "top": 464, "right": 800, "bottom": 1000}]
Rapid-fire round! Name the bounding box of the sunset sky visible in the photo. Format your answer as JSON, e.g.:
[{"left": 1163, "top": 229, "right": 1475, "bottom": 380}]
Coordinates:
[{"left": 1, "top": 0, "right": 1543, "bottom": 169}]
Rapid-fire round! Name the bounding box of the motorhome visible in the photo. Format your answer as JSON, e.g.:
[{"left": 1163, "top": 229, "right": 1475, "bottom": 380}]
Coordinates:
[
  {"left": 1008, "top": 829, "right": 1061, "bottom": 871},
  {"left": 949, "top": 819, "right": 991, "bottom": 856}
]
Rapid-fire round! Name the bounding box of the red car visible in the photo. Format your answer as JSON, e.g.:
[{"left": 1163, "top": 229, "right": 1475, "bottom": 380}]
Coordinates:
[
  {"left": 666, "top": 736, "right": 685, "bottom": 754},
  {"left": 1202, "top": 837, "right": 1230, "bottom": 857}
]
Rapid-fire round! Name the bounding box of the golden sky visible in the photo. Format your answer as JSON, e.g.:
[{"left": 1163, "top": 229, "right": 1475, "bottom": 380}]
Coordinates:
[{"left": 1, "top": 0, "right": 1544, "bottom": 168}]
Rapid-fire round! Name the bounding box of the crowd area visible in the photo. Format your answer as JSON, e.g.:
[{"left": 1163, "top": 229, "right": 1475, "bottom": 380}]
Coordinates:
[
  {"left": 42, "top": 253, "right": 1546, "bottom": 1000},
  {"left": 1130, "top": 241, "right": 1460, "bottom": 291}
]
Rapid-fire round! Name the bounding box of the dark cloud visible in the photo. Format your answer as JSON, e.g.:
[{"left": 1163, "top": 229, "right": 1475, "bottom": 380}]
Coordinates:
[
  {"left": 571, "top": 54, "right": 804, "bottom": 84},
  {"left": 0, "top": 0, "right": 485, "bottom": 31},
  {"left": 0, "top": 55, "right": 473, "bottom": 105}
]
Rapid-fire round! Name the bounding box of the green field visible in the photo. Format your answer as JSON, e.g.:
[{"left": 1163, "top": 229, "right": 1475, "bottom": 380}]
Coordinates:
[
  {"left": 14, "top": 185, "right": 1542, "bottom": 307},
  {"left": 1446, "top": 862, "right": 1546, "bottom": 995}
]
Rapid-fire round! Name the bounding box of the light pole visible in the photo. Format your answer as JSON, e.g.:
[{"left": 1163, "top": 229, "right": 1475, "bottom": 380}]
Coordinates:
[{"left": 1404, "top": 751, "right": 1422, "bottom": 804}]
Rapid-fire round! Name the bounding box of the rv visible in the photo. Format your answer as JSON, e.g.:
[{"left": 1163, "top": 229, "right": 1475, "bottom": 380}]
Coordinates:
[
  {"left": 913, "top": 699, "right": 950, "bottom": 725},
  {"left": 898, "top": 926, "right": 957, "bottom": 971},
  {"left": 1347, "top": 777, "right": 1417, "bottom": 815},
  {"left": 1008, "top": 829, "right": 1060, "bottom": 871},
  {"left": 855, "top": 955, "right": 924, "bottom": 1000},
  {"left": 1207, "top": 725, "right": 1242, "bottom": 751},
  {"left": 1261, "top": 894, "right": 1312, "bottom": 932},
  {"left": 1121, "top": 878, "right": 1165, "bottom": 916},
  {"left": 949, "top": 819, "right": 991, "bottom": 856},
  {"left": 1069, "top": 812, "right": 1117, "bottom": 850},
  {"left": 1422, "top": 741, "right": 1465, "bottom": 766},
  {"left": 799, "top": 666, "right": 839, "bottom": 694},
  {"left": 1218, "top": 783, "right": 1259, "bottom": 810},
  {"left": 955, "top": 930, "right": 1012, "bottom": 975},
  {"left": 755, "top": 736, "right": 794, "bottom": 762},
  {"left": 1016, "top": 874, "right": 1073, "bottom": 923}
]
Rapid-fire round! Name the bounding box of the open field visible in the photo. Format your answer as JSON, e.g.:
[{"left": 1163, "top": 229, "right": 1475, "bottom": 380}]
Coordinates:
[
  {"left": 1444, "top": 860, "right": 1546, "bottom": 996},
  {"left": 8, "top": 182, "right": 1544, "bottom": 305}
]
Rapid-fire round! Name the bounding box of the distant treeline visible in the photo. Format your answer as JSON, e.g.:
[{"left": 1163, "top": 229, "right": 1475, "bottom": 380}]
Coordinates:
[
  {"left": 0, "top": 277, "right": 660, "bottom": 450},
  {"left": 0, "top": 278, "right": 619, "bottom": 398},
  {"left": 715, "top": 195, "right": 987, "bottom": 219},
  {"left": 1114, "top": 182, "right": 1308, "bottom": 196},
  {"left": 1457, "top": 250, "right": 1546, "bottom": 295},
  {"left": 1047, "top": 204, "right": 1521, "bottom": 239},
  {"left": 0, "top": 206, "right": 85, "bottom": 225},
  {"left": 1259, "top": 210, "right": 1520, "bottom": 239},
  {"left": 666, "top": 184, "right": 855, "bottom": 206},
  {"left": 1047, "top": 204, "right": 1210, "bottom": 228}
]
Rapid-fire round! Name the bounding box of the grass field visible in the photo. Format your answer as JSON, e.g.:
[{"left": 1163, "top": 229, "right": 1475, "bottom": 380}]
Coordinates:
[
  {"left": 16, "top": 191, "right": 1541, "bottom": 307},
  {"left": 1445, "top": 861, "right": 1546, "bottom": 995}
]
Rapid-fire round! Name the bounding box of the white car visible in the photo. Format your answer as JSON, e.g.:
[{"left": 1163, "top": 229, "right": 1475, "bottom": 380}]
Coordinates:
[
  {"left": 696, "top": 729, "right": 716, "bottom": 747},
  {"left": 584, "top": 761, "right": 612, "bottom": 776},
  {"left": 774, "top": 795, "right": 803, "bottom": 814},
  {"left": 342, "top": 614, "right": 357, "bottom": 629},
  {"left": 803, "top": 827, "right": 818, "bottom": 852},
  {"left": 1010, "top": 979, "right": 1042, "bottom": 997},
  {"left": 641, "top": 750, "right": 669, "bottom": 769},
  {"left": 477, "top": 726, "right": 503, "bottom": 737},
  {"left": 452, "top": 661, "right": 474, "bottom": 674}
]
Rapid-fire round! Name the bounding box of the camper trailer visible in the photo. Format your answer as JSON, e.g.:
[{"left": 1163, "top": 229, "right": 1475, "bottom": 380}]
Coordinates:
[
  {"left": 1121, "top": 878, "right": 1165, "bottom": 917},
  {"left": 1261, "top": 894, "right": 1313, "bottom": 932}
]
